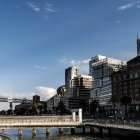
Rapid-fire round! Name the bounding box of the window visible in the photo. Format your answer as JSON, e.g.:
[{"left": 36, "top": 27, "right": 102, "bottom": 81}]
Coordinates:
[
  {"left": 123, "top": 74, "right": 126, "bottom": 80},
  {"left": 135, "top": 72, "right": 138, "bottom": 78},
  {"left": 130, "top": 73, "right": 133, "bottom": 79}
]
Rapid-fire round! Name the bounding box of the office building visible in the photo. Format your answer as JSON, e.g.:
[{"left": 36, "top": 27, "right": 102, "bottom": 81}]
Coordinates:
[
  {"left": 72, "top": 75, "right": 92, "bottom": 98},
  {"left": 65, "top": 67, "right": 79, "bottom": 98},
  {"left": 89, "top": 55, "right": 126, "bottom": 106},
  {"left": 68, "top": 75, "right": 92, "bottom": 109}
]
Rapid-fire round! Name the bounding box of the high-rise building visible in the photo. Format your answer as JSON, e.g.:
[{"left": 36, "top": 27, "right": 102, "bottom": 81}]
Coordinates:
[
  {"left": 65, "top": 67, "right": 79, "bottom": 98},
  {"left": 68, "top": 75, "right": 92, "bottom": 109},
  {"left": 137, "top": 35, "right": 140, "bottom": 56},
  {"left": 89, "top": 55, "right": 106, "bottom": 77},
  {"left": 72, "top": 75, "right": 92, "bottom": 98},
  {"left": 89, "top": 55, "right": 126, "bottom": 106}
]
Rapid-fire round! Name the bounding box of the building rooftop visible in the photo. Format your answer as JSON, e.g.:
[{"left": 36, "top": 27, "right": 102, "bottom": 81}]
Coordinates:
[
  {"left": 76, "top": 75, "right": 92, "bottom": 78},
  {"left": 66, "top": 66, "right": 78, "bottom": 69},
  {"left": 127, "top": 55, "right": 140, "bottom": 63},
  {"left": 91, "top": 55, "right": 106, "bottom": 61}
]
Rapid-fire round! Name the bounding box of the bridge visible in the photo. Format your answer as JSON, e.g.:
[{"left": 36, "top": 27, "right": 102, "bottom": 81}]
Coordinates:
[
  {"left": 1, "top": 111, "right": 140, "bottom": 137},
  {"left": 0, "top": 97, "right": 32, "bottom": 103},
  {"left": 84, "top": 119, "right": 140, "bottom": 131},
  {"left": 0, "top": 96, "right": 33, "bottom": 115},
  {"left": 0, "top": 109, "right": 82, "bottom": 136},
  {"left": 83, "top": 118, "right": 140, "bottom": 137}
]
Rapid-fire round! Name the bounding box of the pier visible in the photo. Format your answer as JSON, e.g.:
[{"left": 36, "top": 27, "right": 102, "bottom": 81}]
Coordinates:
[
  {"left": 0, "top": 109, "right": 140, "bottom": 137},
  {"left": 0, "top": 109, "right": 82, "bottom": 136}
]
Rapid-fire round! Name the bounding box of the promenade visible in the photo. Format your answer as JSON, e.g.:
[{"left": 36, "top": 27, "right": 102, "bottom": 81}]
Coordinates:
[
  {"left": 0, "top": 109, "right": 82, "bottom": 136},
  {"left": 83, "top": 118, "right": 140, "bottom": 136},
  {"left": 0, "top": 112, "right": 140, "bottom": 137}
]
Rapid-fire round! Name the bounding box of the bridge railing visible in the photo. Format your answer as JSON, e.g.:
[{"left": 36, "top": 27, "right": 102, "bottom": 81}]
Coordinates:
[
  {"left": 83, "top": 118, "right": 140, "bottom": 127},
  {"left": 0, "top": 115, "right": 80, "bottom": 124}
]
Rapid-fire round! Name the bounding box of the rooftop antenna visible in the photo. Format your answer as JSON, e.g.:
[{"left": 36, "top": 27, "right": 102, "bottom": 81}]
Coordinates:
[{"left": 137, "top": 34, "right": 139, "bottom": 40}]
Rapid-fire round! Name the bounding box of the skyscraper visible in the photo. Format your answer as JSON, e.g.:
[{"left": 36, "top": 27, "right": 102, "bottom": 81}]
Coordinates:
[
  {"left": 72, "top": 75, "right": 92, "bottom": 98},
  {"left": 137, "top": 35, "right": 140, "bottom": 56},
  {"left": 65, "top": 67, "right": 79, "bottom": 98},
  {"left": 89, "top": 55, "right": 126, "bottom": 106},
  {"left": 68, "top": 75, "right": 92, "bottom": 109}
]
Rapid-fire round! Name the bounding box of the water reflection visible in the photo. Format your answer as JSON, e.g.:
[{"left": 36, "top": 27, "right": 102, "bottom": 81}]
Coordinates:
[
  {"left": 17, "top": 134, "right": 112, "bottom": 140},
  {"left": 0, "top": 128, "right": 132, "bottom": 140}
]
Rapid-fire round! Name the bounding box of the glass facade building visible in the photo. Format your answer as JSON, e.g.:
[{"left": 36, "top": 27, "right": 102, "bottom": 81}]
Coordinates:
[{"left": 89, "top": 55, "right": 126, "bottom": 106}]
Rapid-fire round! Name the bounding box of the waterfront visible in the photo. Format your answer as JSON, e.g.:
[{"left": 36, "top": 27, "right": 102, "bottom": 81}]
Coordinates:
[
  {"left": 0, "top": 128, "right": 139, "bottom": 140},
  {"left": 0, "top": 134, "right": 119, "bottom": 140}
]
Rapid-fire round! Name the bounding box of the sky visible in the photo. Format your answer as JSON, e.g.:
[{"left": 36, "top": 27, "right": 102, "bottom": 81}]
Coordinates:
[{"left": 0, "top": 0, "right": 140, "bottom": 106}]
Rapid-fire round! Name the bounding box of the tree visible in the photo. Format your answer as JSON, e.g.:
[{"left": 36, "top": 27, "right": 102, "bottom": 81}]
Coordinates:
[
  {"left": 14, "top": 109, "right": 19, "bottom": 115},
  {"left": 109, "top": 96, "right": 118, "bottom": 117},
  {"left": 28, "top": 106, "right": 37, "bottom": 115},
  {"left": 90, "top": 100, "right": 99, "bottom": 115},
  {"left": 19, "top": 108, "right": 27, "bottom": 115},
  {"left": 37, "top": 103, "right": 44, "bottom": 115},
  {"left": 43, "top": 102, "right": 47, "bottom": 114},
  {"left": 79, "top": 100, "right": 89, "bottom": 115},
  {"left": 120, "top": 96, "right": 132, "bottom": 117},
  {"left": 56, "top": 101, "right": 68, "bottom": 115},
  {"left": 7, "top": 109, "right": 11, "bottom": 115}
]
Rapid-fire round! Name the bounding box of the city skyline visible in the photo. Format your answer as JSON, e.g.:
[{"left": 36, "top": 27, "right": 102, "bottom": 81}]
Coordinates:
[{"left": 0, "top": 0, "right": 139, "bottom": 101}]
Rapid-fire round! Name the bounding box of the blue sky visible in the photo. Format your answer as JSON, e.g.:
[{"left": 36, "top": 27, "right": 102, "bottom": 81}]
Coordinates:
[{"left": 0, "top": 0, "right": 140, "bottom": 102}]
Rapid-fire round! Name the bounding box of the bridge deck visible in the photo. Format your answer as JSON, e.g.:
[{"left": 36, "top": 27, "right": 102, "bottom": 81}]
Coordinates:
[
  {"left": 0, "top": 116, "right": 82, "bottom": 129},
  {"left": 84, "top": 119, "right": 140, "bottom": 132}
]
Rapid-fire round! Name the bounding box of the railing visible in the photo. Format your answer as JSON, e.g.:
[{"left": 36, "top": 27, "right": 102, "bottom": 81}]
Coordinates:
[
  {"left": 83, "top": 118, "right": 140, "bottom": 128},
  {"left": 0, "top": 115, "right": 80, "bottom": 122},
  {"left": 0, "top": 115, "right": 82, "bottom": 129}
]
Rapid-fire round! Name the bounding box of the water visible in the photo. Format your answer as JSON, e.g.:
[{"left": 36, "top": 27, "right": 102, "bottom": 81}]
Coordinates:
[
  {"left": 0, "top": 129, "right": 134, "bottom": 140},
  {"left": 0, "top": 128, "right": 134, "bottom": 140}
]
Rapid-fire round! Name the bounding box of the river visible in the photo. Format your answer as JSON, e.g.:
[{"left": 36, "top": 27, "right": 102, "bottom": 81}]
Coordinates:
[{"left": 0, "top": 128, "right": 131, "bottom": 140}]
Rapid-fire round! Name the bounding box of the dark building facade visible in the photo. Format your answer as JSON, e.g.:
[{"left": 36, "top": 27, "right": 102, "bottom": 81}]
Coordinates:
[
  {"left": 33, "top": 95, "right": 40, "bottom": 103},
  {"left": 68, "top": 75, "right": 92, "bottom": 110},
  {"left": 137, "top": 35, "right": 140, "bottom": 56},
  {"left": 72, "top": 75, "right": 92, "bottom": 98},
  {"left": 112, "top": 56, "right": 140, "bottom": 105}
]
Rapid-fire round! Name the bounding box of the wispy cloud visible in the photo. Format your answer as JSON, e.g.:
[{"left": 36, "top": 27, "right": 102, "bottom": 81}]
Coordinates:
[
  {"left": 42, "top": 3, "right": 57, "bottom": 20},
  {"left": 117, "top": 3, "right": 134, "bottom": 10},
  {"left": 70, "top": 59, "right": 90, "bottom": 65},
  {"left": 25, "top": 2, "right": 57, "bottom": 20},
  {"left": 44, "top": 3, "right": 56, "bottom": 13},
  {"left": 34, "top": 65, "right": 58, "bottom": 72},
  {"left": 34, "top": 65, "right": 47, "bottom": 70},
  {"left": 26, "top": 2, "right": 40, "bottom": 12},
  {"left": 60, "top": 58, "right": 90, "bottom": 74}
]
